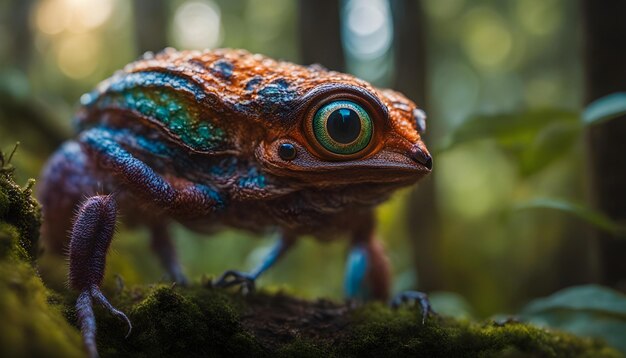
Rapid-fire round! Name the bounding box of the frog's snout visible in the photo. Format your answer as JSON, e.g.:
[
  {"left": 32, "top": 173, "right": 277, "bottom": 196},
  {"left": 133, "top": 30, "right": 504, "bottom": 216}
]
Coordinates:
[{"left": 410, "top": 145, "right": 433, "bottom": 170}]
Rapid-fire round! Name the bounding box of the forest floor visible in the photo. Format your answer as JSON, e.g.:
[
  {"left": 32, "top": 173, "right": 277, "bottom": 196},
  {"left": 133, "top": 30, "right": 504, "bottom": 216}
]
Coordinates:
[{"left": 0, "top": 154, "right": 622, "bottom": 358}]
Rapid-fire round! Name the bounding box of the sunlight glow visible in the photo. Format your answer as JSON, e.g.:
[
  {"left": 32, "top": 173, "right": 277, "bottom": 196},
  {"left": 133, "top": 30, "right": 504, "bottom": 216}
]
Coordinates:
[
  {"left": 172, "top": 0, "right": 223, "bottom": 50},
  {"left": 56, "top": 33, "right": 101, "bottom": 79},
  {"left": 35, "top": 0, "right": 69, "bottom": 35},
  {"left": 34, "top": 0, "right": 113, "bottom": 34}
]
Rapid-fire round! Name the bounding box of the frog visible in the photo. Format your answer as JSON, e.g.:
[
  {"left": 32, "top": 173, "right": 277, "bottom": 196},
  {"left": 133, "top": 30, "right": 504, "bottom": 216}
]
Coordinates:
[{"left": 37, "top": 48, "right": 433, "bottom": 357}]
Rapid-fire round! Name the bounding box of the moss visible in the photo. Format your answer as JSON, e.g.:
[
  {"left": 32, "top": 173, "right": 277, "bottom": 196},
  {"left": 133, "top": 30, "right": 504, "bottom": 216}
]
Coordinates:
[
  {"left": 0, "top": 162, "right": 41, "bottom": 259},
  {"left": 277, "top": 338, "right": 332, "bottom": 358},
  {"left": 0, "top": 259, "right": 84, "bottom": 357},
  {"left": 0, "top": 154, "right": 83, "bottom": 357},
  {"left": 84, "top": 287, "right": 620, "bottom": 358},
  {"left": 0, "top": 220, "right": 26, "bottom": 260},
  {"left": 336, "top": 303, "right": 620, "bottom": 357},
  {"left": 0, "top": 183, "right": 8, "bottom": 217},
  {"left": 94, "top": 286, "right": 266, "bottom": 357}
]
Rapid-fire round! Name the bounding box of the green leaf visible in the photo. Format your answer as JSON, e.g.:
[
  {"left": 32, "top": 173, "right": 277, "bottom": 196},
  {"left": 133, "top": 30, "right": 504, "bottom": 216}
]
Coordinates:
[
  {"left": 521, "top": 285, "right": 626, "bottom": 354},
  {"left": 582, "top": 92, "right": 626, "bottom": 126},
  {"left": 517, "top": 121, "right": 580, "bottom": 176},
  {"left": 437, "top": 109, "right": 579, "bottom": 153},
  {"left": 514, "top": 198, "right": 626, "bottom": 237},
  {"left": 437, "top": 110, "right": 581, "bottom": 176}
]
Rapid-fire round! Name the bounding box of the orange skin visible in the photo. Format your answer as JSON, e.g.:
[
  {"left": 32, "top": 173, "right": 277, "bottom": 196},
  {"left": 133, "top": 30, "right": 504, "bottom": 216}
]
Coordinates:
[{"left": 38, "top": 48, "right": 432, "bottom": 357}]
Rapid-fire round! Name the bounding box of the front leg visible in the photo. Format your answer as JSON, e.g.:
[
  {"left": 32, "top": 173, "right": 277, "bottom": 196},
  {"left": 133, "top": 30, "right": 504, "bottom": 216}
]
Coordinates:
[
  {"left": 79, "top": 127, "right": 224, "bottom": 217},
  {"left": 214, "top": 233, "right": 296, "bottom": 294},
  {"left": 72, "top": 129, "right": 224, "bottom": 356},
  {"left": 344, "top": 213, "right": 391, "bottom": 300},
  {"left": 343, "top": 211, "right": 435, "bottom": 323},
  {"left": 69, "top": 195, "right": 130, "bottom": 358}
]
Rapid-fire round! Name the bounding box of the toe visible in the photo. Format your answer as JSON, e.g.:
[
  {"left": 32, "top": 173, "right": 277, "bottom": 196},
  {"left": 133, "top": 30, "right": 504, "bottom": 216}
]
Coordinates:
[
  {"left": 89, "top": 285, "right": 132, "bottom": 337},
  {"left": 390, "top": 290, "right": 435, "bottom": 324}
]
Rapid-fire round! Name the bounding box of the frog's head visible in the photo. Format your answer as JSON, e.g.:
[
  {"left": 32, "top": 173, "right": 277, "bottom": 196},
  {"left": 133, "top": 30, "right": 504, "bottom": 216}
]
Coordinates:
[
  {"left": 88, "top": 48, "right": 430, "bottom": 191},
  {"left": 256, "top": 80, "right": 431, "bottom": 188}
]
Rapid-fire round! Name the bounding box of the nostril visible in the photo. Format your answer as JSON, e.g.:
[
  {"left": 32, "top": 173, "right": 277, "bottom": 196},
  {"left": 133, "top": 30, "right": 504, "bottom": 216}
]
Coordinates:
[
  {"left": 423, "top": 156, "right": 433, "bottom": 170},
  {"left": 411, "top": 146, "right": 433, "bottom": 170}
]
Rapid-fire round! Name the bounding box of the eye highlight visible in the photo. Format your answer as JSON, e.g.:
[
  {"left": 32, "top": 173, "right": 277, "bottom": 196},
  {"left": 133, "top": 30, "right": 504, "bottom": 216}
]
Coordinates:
[{"left": 312, "top": 100, "right": 372, "bottom": 155}]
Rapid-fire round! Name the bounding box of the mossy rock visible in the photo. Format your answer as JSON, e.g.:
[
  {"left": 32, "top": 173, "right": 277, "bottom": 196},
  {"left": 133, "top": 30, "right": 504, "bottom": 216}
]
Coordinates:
[
  {"left": 0, "top": 160, "right": 83, "bottom": 357},
  {"left": 0, "top": 160, "right": 40, "bottom": 260},
  {"left": 89, "top": 285, "right": 620, "bottom": 358},
  {"left": 0, "top": 258, "right": 83, "bottom": 357}
]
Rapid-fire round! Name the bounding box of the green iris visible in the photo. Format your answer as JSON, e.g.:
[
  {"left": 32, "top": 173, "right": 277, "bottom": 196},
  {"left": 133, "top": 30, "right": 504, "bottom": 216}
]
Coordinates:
[{"left": 312, "top": 100, "right": 372, "bottom": 155}]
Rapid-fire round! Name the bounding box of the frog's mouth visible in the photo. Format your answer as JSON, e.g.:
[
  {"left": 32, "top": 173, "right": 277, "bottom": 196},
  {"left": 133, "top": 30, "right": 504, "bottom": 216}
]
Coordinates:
[{"left": 256, "top": 141, "right": 431, "bottom": 187}]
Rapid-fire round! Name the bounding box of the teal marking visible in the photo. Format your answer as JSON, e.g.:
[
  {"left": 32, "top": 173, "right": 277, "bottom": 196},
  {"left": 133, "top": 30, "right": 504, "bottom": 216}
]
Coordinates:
[
  {"left": 86, "top": 72, "right": 226, "bottom": 152},
  {"left": 238, "top": 166, "right": 267, "bottom": 189},
  {"left": 345, "top": 245, "right": 370, "bottom": 300}
]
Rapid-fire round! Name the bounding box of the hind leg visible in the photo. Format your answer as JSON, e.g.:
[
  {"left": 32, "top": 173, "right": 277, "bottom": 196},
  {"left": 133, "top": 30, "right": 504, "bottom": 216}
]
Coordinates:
[
  {"left": 38, "top": 141, "right": 96, "bottom": 256},
  {"left": 149, "top": 221, "right": 188, "bottom": 285}
]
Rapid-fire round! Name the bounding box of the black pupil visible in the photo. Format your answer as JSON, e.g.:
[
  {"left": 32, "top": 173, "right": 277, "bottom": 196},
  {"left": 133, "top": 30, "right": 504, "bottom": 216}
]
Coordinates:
[{"left": 326, "top": 108, "right": 361, "bottom": 144}]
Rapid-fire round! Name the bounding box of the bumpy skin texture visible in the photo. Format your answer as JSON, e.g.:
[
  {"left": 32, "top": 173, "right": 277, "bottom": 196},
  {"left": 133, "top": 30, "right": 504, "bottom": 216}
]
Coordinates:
[{"left": 37, "top": 48, "right": 431, "bottom": 356}]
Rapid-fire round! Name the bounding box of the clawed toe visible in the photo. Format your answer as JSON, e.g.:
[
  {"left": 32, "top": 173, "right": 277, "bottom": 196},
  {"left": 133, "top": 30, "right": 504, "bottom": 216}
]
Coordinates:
[
  {"left": 76, "top": 285, "right": 132, "bottom": 358},
  {"left": 213, "top": 270, "right": 256, "bottom": 294},
  {"left": 390, "top": 290, "right": 436, "bottom": 324},
  {"left": 89, "top": 286, "right": 132, "bottom": 337}
]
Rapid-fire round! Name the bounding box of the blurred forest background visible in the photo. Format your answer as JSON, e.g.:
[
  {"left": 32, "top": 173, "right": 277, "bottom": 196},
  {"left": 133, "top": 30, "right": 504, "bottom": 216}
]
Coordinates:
[{"left": 1, "top": 0, "right": 625, "bottom": 339}]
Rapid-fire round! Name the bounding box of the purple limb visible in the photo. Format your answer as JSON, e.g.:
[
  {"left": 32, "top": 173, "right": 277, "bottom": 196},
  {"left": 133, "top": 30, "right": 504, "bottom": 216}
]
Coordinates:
[
  {"left": 69, "top": 195, "right": 131, "bottom": 358},
  {"left": 66, "top": 129, "right": 224, "bottom": 355},
  {"left": 79, "top": 127, "right": 224, "bottom": 217},
  {"left": 76, "top": 292, "right": 98, "bottom": 358}
]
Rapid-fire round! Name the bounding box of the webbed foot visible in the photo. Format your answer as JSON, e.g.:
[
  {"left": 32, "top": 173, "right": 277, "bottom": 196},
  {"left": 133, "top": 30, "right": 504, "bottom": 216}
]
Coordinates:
[
  {"left": 76, "top": 285, "right": 132, "bottom": 358},
  {"left": 212, "top": 237, "right": 294, "bottom": 295},
  {"left": 213, "top": 270, "right": 256, "bottom": 294},
  {"left": 390, "top": 290, "right": 436, "bottom": 324}
]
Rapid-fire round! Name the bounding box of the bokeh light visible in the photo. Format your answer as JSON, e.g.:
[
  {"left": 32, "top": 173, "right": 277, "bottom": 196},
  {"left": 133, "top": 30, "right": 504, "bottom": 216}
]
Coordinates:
[
  {"left": 516, "top": 0, "right": 563, "bottom": 36},
  {"left": 172, "top": 0, "right": 222, "bottom": 50},
  {"left": 55, "top": 33, "right": 101, "bottom": 79},
  {"left": 34, "top": 0, "right": 113, "bottom": 35},
  {"left": 34, "top": 0, "right": 68, "bottom": 35},
  {"left": 342, "top": 0, "right": 393, "bottom": 85},
  {"left": 462, "top": 7, "right": 513, "bottom": 69},
  {"left": 343, "top": 0, "right": 392, "bottom": 60},
  {"left": 32, "top": 0, "right": 115, "bottom": 80}
]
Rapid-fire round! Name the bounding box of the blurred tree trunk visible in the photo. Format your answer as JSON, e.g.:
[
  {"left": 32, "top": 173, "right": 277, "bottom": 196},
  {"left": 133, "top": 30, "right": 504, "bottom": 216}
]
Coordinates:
[
  {"left": 133, "top": 0, "right": 169, "bottom": 54},
  {"left": 297, "top": 0, "right": 345, "bottom": 71},
  {"left": 6, "top": 0, "right": 33, "bottom": 71},
  {"left": 583, "top": 0, "right": 626, "bottom": 289},
  {"left": 390, "top": 0, "right": 443, "bottom": 291}
]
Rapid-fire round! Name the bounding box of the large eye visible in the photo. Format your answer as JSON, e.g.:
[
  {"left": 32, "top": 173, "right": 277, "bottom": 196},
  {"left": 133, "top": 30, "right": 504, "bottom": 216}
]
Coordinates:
[{"left": 312, "top": 100, "right": 373, "bottom": 155}]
